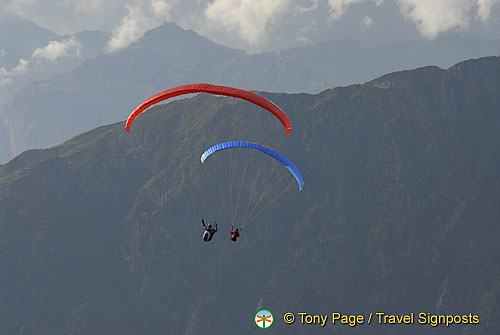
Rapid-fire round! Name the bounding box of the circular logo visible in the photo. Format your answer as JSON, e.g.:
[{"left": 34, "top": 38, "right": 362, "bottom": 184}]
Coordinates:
[{"left": 255, "top": 309, "right": 274, "bottom": 329}]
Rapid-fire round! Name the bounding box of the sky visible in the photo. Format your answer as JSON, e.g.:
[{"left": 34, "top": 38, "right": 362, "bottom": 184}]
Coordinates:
[{"left": 1, "top": 0, "right": 500, "bottom": 53}]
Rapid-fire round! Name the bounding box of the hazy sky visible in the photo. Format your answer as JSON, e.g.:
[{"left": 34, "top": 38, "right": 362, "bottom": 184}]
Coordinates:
[{"left": 1, "top": 0, "right": 500, "bottom": 53}]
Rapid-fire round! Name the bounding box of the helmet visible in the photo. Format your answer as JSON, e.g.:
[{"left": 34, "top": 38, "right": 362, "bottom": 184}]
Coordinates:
[{"left": 208, "top": 224, "right": 213, "bottom": 228}]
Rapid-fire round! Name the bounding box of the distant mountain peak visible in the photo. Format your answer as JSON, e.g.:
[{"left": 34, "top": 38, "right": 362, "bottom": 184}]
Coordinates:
[{"left": 139, "top": 22, "right": 245, "bottom": 54}]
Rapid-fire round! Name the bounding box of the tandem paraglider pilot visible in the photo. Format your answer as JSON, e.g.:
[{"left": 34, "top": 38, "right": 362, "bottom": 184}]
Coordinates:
[
  {"left": 230, "top": 226, "right": 240, "bottom": 242},
  {"left": 202, "top": 218, "right": 217, "bottom": 242}
]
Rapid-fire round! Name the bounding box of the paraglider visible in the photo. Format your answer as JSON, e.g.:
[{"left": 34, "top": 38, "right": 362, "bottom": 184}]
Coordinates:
[
  {"left": 125, "top": 84, "right": 303, "bottom": 241},
  {"left": 200, "top": 141, "right": 304, "bottom": 230},
  {"left": 125, "top": 83, "right": 292, "bottom": 134},
  {"left": 201, "top": 141, "right": 304, "bottom": 191},
  {"left": 202, "top": 217, "right": 218, "bottom": 242},
  {"left": 229, "top": 226, "right": 240, "bottom": 242}
]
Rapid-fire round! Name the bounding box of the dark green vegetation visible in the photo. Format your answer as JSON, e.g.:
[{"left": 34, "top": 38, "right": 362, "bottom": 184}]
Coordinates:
[{"left": 1, "top": 56, "right": 500, "bottom": 334}]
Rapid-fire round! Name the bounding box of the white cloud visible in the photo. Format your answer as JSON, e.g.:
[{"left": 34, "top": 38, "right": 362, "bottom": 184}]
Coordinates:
[
  {"left": 396, "top": 0, "right": 477, "bottom": 39},
  {"left": 106, "top": 1, "right": 175, "bottom": 53},
  {"left": 327, "top": 0, "right": 381, "bottom": 21},
  {"left": 74, "top": 0, "right": 104, "bottom": 12},
  {"left": 7, "top": 0, "right": 106, "bottom": 13},
  {"left": 0, "top": 37, "right": 81, "bottom": 86},
  {"left": 11, "top": 58, "right": 29, "bottom": 74},
  {"left": 0, "top": 58, "right": 28, "bottom": 86},
  {"left": 477, "top": 0, "right": 500, "bottom": 21},
  {"left": 32, "top": 37, "right": 81, "bottom": 61},
  {"left": 0, "top": 77, "right": 12, "bottom": 87},
  {"left": 0, "top": 49, "right": 5, "bottom": 57},
  {"left": 362, "top": 15, "right": 373, "bottom": 27},
  {"left": 0, "top": 58, "right": 28, "bottom": 79},
  {"left": 294, "top": 0, "right": 320, "bottom": 14},
  {"left": 6, "top": 0, "right": 126, "bottom": 34},
  {"left": 106, "top": 4, "right": 149, "bottom": 53},
  {"left": 296, "top": 19, "right": 318, "bottom": 42},
  {"left": 4, "top": 0, "right": 500, "bottom": 52},
  {"left": 204, "top": 0, "right": 292, "bottom": 46},
  {"left": 151, "top": 0, "right": 173, "bottom": 14}
]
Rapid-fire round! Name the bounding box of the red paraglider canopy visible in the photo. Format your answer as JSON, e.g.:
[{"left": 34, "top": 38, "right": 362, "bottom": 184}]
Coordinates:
[{"left": 125, "top": 83, "right": 292, "bottom": 134}]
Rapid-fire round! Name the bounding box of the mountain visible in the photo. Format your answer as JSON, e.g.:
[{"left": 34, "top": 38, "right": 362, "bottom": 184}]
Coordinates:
[
  {"left": 0, "top": 22, "right": 318, "bottom": 163},
  {"left": 0, "top": 13, "right": 109, "bottom": 166},
  {"left": 0, "top": 56, "right": 499, "bottom": 334},
  {"left": 368, "top": 35, "right": 500, "bottom": 71},
  {"left": 3, "top": 21, "right": 500, "bottom": 164},
  {"left": 280, "top": 35, "right": 500, "bottom": 89},
  {"left": 0, "top": 12, "right": 59, "bottom": 107},
  {"left": 279, "top": 38, "right": 384, "bottom": 87},
  {"left": 0, "top": 12, "right": 108, "bottom": 104},
  {"left": 0, "top": 13, "right": 59, "bottom": 69}
]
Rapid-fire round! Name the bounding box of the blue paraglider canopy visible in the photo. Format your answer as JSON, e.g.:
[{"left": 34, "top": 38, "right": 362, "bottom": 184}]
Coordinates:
[{"left": 201, "top": 141, "right": 303, "bottom": 191}]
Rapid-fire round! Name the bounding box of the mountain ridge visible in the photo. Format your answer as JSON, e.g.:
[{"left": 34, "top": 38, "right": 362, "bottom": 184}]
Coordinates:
[
  {"left": 2, "top": 20, "right": 500, "bottom": 163},
  {"left": 0, "top": 56, "right": 499, "bottom": 334}
]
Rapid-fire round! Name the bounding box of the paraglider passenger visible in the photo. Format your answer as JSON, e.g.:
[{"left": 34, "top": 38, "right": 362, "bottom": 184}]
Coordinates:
[
  {"left": 202, "top": 218, "right": 217, "bottom": 242},
  {"left": 230, "top": 226, "right": 240, "bottom": 242}
]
